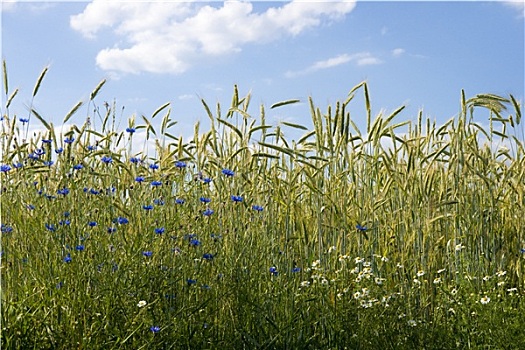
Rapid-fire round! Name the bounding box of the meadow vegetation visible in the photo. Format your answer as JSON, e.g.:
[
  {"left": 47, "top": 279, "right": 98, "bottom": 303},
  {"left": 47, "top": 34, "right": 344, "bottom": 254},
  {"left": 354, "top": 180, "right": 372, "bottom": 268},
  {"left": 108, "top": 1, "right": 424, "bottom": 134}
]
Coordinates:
[{"left": 1, "top": 62, "right": 524, "bottom": 349}]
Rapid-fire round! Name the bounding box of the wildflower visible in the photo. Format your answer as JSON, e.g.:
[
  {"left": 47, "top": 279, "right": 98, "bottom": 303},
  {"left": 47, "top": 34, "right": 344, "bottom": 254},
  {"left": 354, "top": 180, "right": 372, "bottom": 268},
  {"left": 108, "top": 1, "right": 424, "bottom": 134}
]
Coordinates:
[
  {"left": 222, "top": 168, "right": 234, "bottom": 177},
  {"left": 375, "top": 277, "right": 385, "bottom": 285},
  {"left": 200, "top": 197, "right": 211, "bottom": 203},
  {"left": 437, "top": 268, "right": 446, "bottom": 274},
  {"left": 59, "top": 220, "right": 70, "bottom": 226},
  {"left": 175, "top": 161, "right": 186, "bottom": 168},
  {"left": 407, "top": 320, "right": 417, "bottom": 327},
  {"left": 203, "top": 253, "right": 214, "bottom": 261},
  {"left": 64, "top": 137, "right": 75, "bottom": 144},
  {"left": 328, "top": 246, "right": 336, "bottom": 253},
  {"left": 87, "top": 145, "right": 96, "bottom": 151},
  {"left": 42, "top": 139, "right": 52, "bottom": 144},
  {"left": 137, "top": 300, "right": 147, "bottom": 308},
  {"left": 1, "top": 224, "right": 13, "bottom": 233},
  {"left": 0, "top": 164, "right": 11, "bottom": 173},
  {"left": 13, "top": 162, "right": 23, "bottom": 169},
  {"left": 353, "top": 291, "right": 361, "bottom": 299},
  {"left": 150, "top": 180, "right": 162, "bottom": 187},
  {"left": 150, "top": 326, "right": 160, "bottom": 333},
  {"left": 153, "top": 198, "right": 164, "bottom": 205},
  {"left": 480, "top": 296, "right": 490, "bottom": 305},
  {"left": 187, "top": 279, "right": 197, "bottom": 286},
  {"left": 433, "top": 277, "right": 442, "bottom": 284},
  {"left": 154, "top": 227, "right": 165, "bottom": 235},
  {"left": 230, "top": 195, "right": 243, "bottom": 202},
  {"left": 27, "top": 204, "right": 35, "bottom": 210},
  {"left": 190, "top": 239, "right": 201, "bottom": 247},
  {"left": 75, "top": 245, "right": 85, "bottom": 251},
  {"left": 292, "top": 267, "right": 301, "bottom": 273},
  {"left": 107, "top": 227, "right": 117, "bottom": 233},
  {"left": 300, "top": 281, "right": 310, "bottom": 288},
  {"left": 19, "top": 118, "right": 29, "bottom": 124},
  {"left": 269, "top": 266, "right": 278, "bottom": 276},
  {"left": 143, "top": 205, "right": 153, "bottom": 211},
  {"left": 88, "top": 221, "right": 97, "bottom": 227},
  {"left": 355, "top": 257, "right": 364, "bottom": 264},
  {"left": 89, "top": 188, "right": 100, "bottom": 195},
  {"left": 203, "top": 208, "right": 214, "bottom": 216},
  {"left": 101, "top": 156, "right": 112, "bottom": 164},
  {"left": 455, "top": 243, "right": 465, "bottom": 251},
  {"left": 142, "top": 251, "right": 153, "bottom": 257},
  {"left": 202, "top": 177, "right": 212, "bottom": 184},
  {"left": 57, "top": 188, "right": 69, "bottom": 196},
  {"left": 252, "top": 205, "right": 264, "bottom": 212},
  {"left": 34, "top": 148, "right": 45, "bottom": 156},
  {"left": 496, "top": 270, "right": 507, "bottom": 277},
  {"left": 45, "top": 224, "right": 56, "bottom": 232},
  {"left": 114, "top": 216, "right": 129, "bottom": 225},
  {"left": 28, "top": 152, "right": 39, "bottom": 160},
  {"left": 130, "top": 157, "right": 141, "bottom": 164},
  {"left": 135, "top": 176, "right": 145, "bottom": 183},
  {"left": 126, "top": 127, "right": 136, "bottom": 134},
  {"left": 416, "top": 270, "right": 425, "bottom": 277},
  {"left": 175, "top": 198, "right": 185, "bottom": 205},
  {"left": 149, "top": 163, "right": 159, "bottom": 170},
  {"left": 63, "top": 211, "right": 70, "bottom": 217},
  {"left": 44, "top": 160, "right": 54, "bottom": 167},
  {"left": 356, "top": 224, "right": 367, "bottom": 232},
  {"left": 63, "top": 254, "right": 72, "bottom": 263},
  {"left": 73, "top": 164, "right": 83, "bottom": 170}
]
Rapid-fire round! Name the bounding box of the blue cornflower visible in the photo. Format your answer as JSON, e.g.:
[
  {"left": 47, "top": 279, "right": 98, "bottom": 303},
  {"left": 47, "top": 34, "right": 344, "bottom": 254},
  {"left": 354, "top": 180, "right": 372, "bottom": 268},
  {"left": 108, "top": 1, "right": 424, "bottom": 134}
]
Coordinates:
[
  {"left": 59, "top": 220, "right": 70, "bottom": 226},
  {"left": 64, "top": 137, "right": 75, "bottom": 144},
  {"left": 143, "top": 205, "right": 153, "bottom": 211},
  {"left": 252, "top": 205, "right": 264, "bottom": 212},
  {"left": 175, "top": 161, "right": 186, "bottom": 168},
  {"left": 130, "top": 157, "right": 141, "bottom": 164},
  {"left": 126, "top": 127, "right": 136, "bottom": 134},
  {"left": 45, "top": 224, "right": 56, "bottom": 232},
  {"left": 42, "top": 139, "right": 52, "bottom": 144},
  {"left": 28, "top": 152, "right": 39, "bottom": 160},
  {"left": 44, "top": 160, "right": 54, "bottom": 167},
  {"left": 153, "top": 198, "right": 164, "bottom": 205},
  {"left": 13, "top": 162, "right": 23, "bottom": 169},
  {"left": 149, "top": 163, "right": 159, "bottom": 170},
  {"left": 114, "top": 216, "right": 129, "bottom": 225},
  {"left": 154, "top": 227, "right": 165, "bottom": 235},
  {"left": 521, "top": 248, "right": 525, "bottom": 254},
  {"left": 64, "top": 211, "right": 70, "bottom": 217},
  {"left": 190, "top": 239, "right": 201, "bottom": 247},
  {"left": 87, "top": 145, "right": 96, "bottom": 151},
  {"left": 202, "top": 177, "right": 212, "bottom": 184},
  {"left": 34, "top": 148, "right": 45, "bottom": 156},
  {"left": 0, "top": 164, "right": 11, "bottom": 173},
  {"left": 150, "top": 326, "right": 160, "bottom": 333},
  {"left": 55, "top": 147, "right": 64, "bottom": 154},
  {"left": 203, "top": 208, "right": 214, "bottom": 216},
  {"left": 200, "top": 197, "right": 211, "bottom": 204},
  {"left": 143, "top": 251, "right": 153, "bottom": 257},
  {"left": 222, "top": 168, "right": 234, "bottom": 177},
  {"left": 75, "top": 245, "right": 84, "bottom": 251},
  {"left": 88, "top": 221, "right": 97, "bottom": 227},
  {"left": 73, "top": 164, "right": 83, "bottom": 170},
  {"left": 107, "top": 227, "right": 117, "bottom": 233},
  {"left": 292, "top": 267, "right": 301, "bottom": 273},
  {"left": 210, "top": 233, "right": 222, "bottom": 241},
  {"left": 150, "top": 180, "right": 162, "bottom": 187},
  {"left": 19, "top": 118, "right": 29, "bottom": 124},
  {"left": 230, "top": 195, "right": 243, "bottom": 202},
  {"left": 89, "top": 188, "right": 100, "bottom": 195},
  {"left": 203, "top": 253, "right": 214, "bottom": 261},
  {"left": 269, "top": 266, "right": 278, "bottom": 276},
  {"left": 101, "top": 156, "right": 112, "bottom": 164},
  {"left": 1, "top": 224, "right": 13, "bottom": 233},
  {"left": 57, "top": 188, "right": 69, "bottom": 196},
  {"left": 63, "top": 254, "right": 72, "bottom": 263},
  {"left": 45, "top": 194, "right": 56, "bottom": 200},
  {"left": 27, "top": 204, "right": 35, "bottom": 210},
  {"left": 356, "top": 224, "right": 367, "bottom": 232},
  {"left": 135, "top": 176, "right": 145, "bottom": 183},
  {"left": 175, "top": 198, "right": 185, "bottom": 205},
  {"left": 187, "top": 279, "right": 197, "bottom": 286}
]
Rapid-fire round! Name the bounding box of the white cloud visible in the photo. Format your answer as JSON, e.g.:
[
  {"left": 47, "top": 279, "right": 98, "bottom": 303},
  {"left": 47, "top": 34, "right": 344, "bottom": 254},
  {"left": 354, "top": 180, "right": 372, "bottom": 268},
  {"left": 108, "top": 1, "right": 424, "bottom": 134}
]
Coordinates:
[
  {"left": 503, "top": 0, "right": 525, "bottom": 17},
  {"left": 70, "top": 0, "right": 357, "bottom": 75},
  {"left": 285, "top": 52, "right": 381, "bottom": 77},
  {"left": 392, "top": 48, "right": 405, "bottom": 57}
]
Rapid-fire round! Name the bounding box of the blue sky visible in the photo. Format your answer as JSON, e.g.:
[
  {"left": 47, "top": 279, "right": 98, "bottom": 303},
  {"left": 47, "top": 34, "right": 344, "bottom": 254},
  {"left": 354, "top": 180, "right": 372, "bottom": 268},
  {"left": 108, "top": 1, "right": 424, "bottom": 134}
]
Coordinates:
[{"left": 1, "top": 1, "right": 524, "bottom": 143}]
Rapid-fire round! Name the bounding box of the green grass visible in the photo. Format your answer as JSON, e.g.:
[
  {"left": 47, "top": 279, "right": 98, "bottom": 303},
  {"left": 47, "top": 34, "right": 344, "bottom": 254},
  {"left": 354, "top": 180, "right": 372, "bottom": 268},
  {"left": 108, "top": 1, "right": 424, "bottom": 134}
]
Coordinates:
[{"left": 1, "top": 63, "right": 524, "bottom": 349}]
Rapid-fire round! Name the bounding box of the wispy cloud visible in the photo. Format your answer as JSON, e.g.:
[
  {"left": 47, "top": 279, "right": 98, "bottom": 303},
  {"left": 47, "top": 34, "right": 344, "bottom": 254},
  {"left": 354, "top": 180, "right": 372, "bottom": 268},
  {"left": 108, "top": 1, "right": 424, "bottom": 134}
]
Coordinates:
[
  {"left": 502, "top": 1, "right": 525, "bottom": 18},
  {"left": 285, "top": 52, "right": 382, "bottom": 78},
  {"left": 70, "top": 0, "right": 357, "bottom": 75},
  {"left": 392, "top": 48, "right": 405, "bottom": 57}
]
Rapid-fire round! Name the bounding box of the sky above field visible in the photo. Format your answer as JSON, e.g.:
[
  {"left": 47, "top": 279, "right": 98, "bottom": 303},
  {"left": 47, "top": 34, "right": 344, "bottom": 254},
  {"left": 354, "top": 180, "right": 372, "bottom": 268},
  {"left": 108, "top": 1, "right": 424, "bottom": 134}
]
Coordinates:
[{"left": 1, "top": 0, "right": 524, "bottom": 142}]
